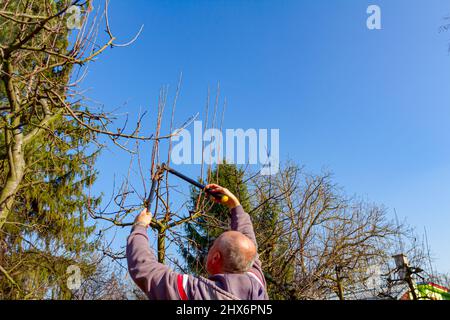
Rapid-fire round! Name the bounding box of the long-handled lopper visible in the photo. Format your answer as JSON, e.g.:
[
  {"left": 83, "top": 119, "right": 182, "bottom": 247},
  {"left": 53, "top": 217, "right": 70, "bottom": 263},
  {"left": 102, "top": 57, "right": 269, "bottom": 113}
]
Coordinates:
[
  {"left": 145, "top": 163, "right": 229, "bottom": 213},
  {"left": 160, "top": 163, "right": 229, "bottom": 204}
]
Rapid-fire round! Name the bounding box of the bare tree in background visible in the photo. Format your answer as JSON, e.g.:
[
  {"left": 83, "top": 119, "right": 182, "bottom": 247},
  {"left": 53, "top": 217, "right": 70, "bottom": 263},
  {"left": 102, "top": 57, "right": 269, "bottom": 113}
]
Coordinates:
[
  {"left": 239, "top": 164, "right": 402, "bottom": 300},
  {"left": 72, "top": 255, "right": 147, "bottom": 300}
]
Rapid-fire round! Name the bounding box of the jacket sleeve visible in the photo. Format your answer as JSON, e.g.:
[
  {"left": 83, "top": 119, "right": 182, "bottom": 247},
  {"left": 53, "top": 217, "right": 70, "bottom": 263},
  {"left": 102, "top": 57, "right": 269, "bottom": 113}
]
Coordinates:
[
  {"left": 126, "top": 225, "right": 186, "bottom": 300},
  {"left": 230, "top": 205, "right": 267, "bottom": 288}
]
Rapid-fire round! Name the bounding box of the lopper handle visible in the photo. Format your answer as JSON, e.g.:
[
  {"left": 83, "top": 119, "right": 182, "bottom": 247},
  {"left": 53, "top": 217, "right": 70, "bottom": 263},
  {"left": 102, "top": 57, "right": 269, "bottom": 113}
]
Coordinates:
[
  {"left": 163, "top": 164, "right": 229, "bottom": 204},
  {"left": 205, "top": 189, "right": 229, "bottom": 204}
]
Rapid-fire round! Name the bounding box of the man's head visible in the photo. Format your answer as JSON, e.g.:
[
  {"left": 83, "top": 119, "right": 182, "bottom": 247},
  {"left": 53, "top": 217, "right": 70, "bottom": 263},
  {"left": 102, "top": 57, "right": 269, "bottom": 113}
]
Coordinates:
[{"left": 206, "top": 231, "right": 257, "bottom": 275}]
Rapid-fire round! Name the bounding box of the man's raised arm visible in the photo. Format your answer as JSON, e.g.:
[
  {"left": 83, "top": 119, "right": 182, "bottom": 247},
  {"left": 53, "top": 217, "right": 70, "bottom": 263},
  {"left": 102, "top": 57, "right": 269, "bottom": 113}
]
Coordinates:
[
  {"left": 126, "top": 209, "right": 188, "bottom": 300},
  {"left": 206, "top": 184, "right": 267, "bottom": 288}
]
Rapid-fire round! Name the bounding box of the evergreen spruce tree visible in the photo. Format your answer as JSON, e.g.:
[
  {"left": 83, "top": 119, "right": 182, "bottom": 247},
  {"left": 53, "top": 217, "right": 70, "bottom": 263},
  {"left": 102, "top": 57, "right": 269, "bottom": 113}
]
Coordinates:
[
  {"left": 0, "top": 1, "right": 100, "bottom": 299},
  {"left": 181, "top": 163, "right": 251, "bottom": 277}
]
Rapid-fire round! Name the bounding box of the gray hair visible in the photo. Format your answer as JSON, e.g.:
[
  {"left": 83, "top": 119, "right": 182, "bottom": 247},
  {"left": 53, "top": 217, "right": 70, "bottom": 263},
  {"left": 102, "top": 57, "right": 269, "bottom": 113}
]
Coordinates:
[{"left": 217, "top": 234, "right": 256, "bottom": 273}]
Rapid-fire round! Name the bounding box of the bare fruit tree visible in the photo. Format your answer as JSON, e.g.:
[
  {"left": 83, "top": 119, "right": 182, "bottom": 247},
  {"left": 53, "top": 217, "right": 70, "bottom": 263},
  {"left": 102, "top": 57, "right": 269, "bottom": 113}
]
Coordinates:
[
  {"left": 87, "top": 83, "right": 226, "bottom": 269},
  {"left": 0, "top": 0, "right": 155, "bottom": 230},
  {"left": 0, "top": 0, "right": 196, "bottom": 298}
]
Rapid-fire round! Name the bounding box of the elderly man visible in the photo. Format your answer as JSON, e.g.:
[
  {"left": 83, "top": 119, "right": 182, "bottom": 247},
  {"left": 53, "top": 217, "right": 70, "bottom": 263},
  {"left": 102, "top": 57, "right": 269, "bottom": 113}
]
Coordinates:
[{"left": 126, "top": 184, "right": 268, "bottom": 300}]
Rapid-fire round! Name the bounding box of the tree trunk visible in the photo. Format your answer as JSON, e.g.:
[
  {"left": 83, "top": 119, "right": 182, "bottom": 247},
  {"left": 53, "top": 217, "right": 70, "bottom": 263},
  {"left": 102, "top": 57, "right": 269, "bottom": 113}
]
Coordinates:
[
  {"left": 157, "top": 229, "right": 166, "bottom": 263},
  {"left": 336, "top": 266, "right": 345, "bottom": 300},
  {"left": 0, "top": 60, "right": 26, "bottom": 230},
  {"left": 0, "top": 127, "right": 25, "bottom": 230}
]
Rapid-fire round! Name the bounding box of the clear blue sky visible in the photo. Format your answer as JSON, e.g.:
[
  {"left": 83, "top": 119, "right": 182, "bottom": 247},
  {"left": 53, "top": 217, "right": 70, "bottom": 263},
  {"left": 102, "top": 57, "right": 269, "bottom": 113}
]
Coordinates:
[{"left": 81, "top": 0, "right": 450, "bottom": 274}]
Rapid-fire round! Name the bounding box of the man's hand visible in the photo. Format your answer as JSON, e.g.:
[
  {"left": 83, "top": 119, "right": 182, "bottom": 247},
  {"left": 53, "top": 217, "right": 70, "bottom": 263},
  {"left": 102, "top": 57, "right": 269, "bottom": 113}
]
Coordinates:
[
  {"left": 134, "top": 208, "right": 152, "bottom": 228},
  {"left": 205, "top": 184, "right": 241, "bottom": 209}
]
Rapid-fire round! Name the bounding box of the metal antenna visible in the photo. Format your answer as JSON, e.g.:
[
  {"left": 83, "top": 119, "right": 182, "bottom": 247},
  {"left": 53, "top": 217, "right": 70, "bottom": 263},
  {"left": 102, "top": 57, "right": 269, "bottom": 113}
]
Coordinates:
[
  {"left": 394, "top": 209, "right": 404, "bottom": 254},
  {"left": 424, "top": 227, "right": 435, "bottom": 279}
]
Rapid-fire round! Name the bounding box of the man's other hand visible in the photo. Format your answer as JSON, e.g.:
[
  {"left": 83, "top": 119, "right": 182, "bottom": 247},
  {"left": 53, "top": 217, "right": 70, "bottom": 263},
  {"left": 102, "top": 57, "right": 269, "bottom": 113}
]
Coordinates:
[
  {"left": 134, "top": 208, "right": 152, "bottom": 228},
  {"left": 205, "top": 184, "right": 241, "bottom": 209}
]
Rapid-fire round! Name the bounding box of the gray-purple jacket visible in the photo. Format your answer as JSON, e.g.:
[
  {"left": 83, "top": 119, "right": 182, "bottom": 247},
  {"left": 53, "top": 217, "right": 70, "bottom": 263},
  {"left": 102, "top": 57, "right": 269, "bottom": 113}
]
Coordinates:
[{"left": 126, "top": 205, "right": 269, "bottom": 300}]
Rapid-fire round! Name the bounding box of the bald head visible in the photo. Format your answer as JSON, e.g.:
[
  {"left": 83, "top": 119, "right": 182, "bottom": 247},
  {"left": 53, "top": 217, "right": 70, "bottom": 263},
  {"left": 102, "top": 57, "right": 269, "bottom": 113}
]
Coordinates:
[{"left": 209, "top": 231, "right": 257, "bottom": 274}]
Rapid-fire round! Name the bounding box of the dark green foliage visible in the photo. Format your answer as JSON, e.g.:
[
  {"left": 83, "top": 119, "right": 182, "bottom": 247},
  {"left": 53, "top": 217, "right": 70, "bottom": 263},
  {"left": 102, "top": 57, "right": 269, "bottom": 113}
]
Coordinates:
[{"left": 0, "top": 0, "right": 100, "bottom": 299}]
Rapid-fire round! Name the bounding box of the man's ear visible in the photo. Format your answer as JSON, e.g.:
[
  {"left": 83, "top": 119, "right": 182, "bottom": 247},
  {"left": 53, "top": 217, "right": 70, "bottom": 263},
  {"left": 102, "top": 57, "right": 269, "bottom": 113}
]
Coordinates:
[{"left": 212, "top": 251, "right": 221, "bottom": 264}]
